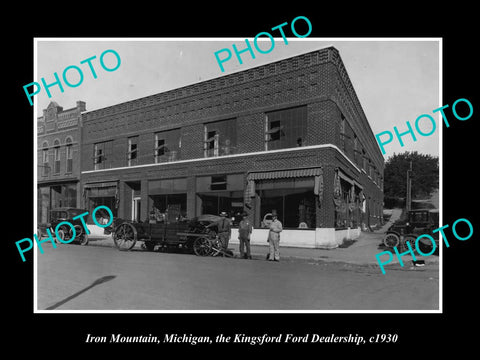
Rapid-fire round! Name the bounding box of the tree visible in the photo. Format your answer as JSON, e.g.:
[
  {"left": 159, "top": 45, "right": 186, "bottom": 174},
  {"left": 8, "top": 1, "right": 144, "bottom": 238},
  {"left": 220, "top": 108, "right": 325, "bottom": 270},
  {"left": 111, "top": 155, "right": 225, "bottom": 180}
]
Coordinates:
[{"left": 384, "top": 151, "right": 439, "bottom": 200}]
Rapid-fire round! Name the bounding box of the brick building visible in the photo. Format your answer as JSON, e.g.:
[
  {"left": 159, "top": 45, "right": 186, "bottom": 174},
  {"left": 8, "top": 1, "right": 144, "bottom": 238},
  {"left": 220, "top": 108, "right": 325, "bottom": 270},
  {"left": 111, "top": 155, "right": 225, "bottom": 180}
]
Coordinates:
[
  {"left": 80, "top": 46, "right": 384, "bottom": 248},
  {"left": 37, "top": 101, "right": 86, "bottom": 223}
]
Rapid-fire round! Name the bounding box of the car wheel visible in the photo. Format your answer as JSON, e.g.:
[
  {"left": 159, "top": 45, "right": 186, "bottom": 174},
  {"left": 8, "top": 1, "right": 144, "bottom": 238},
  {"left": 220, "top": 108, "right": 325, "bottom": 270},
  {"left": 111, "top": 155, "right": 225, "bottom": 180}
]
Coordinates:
[
  {"left": 402, "top": 235, "right": 417, "bottom": 253},
  {"left": 55, "top": 228, "right": 66, "bottom": 244},
  {"left": 79, "top": 233, "right": 89, "bottom": 246},
  {"left": 383, "top": 233, "right": 400, "bottom": 248},
  {"left": 415, "top": 237, "right": 435, "bottom": 255}
]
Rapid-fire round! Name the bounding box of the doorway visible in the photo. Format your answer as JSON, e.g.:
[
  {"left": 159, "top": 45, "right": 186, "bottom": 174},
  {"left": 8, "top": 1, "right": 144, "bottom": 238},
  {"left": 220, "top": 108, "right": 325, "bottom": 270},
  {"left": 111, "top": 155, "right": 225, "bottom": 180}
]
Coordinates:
[{"left": 132, "top": 196, "right": 141, "bottom": 222}]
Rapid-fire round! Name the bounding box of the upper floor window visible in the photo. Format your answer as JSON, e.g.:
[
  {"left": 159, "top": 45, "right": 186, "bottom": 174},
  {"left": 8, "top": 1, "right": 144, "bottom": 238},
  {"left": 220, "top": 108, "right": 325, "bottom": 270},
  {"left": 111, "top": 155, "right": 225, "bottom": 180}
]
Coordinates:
[
  {"left": 155, "top": 128, "right": 181, "bottom": 163},
  {"left": 362, "top": 150, "right": 367, "bottom": 171},
  {"left": 265, "top": 106, "right": 307, "bottom": 151},
  {"left": 353, "top": 135, "right": 360, "bottom": 165},
  {"left": 42, "top": 141, "right": 49, "bottom": 177},
  {"left": 204, "top": 119, "right": 236, "bottom": 158},
  {"left": 94, "top": 141, "right": 113, "bottom": 170},
  {"left": 339, "top": 115, "right": 346, "bottom": 152},
  {"left": 53, "top": 139, "right": 60, "bottom": 175},
  {"left": 127, "top": 136, "right": 138, "bottom": 166},
  {"left": 65, "top": 137, "right": 73, "bottom": 173}
]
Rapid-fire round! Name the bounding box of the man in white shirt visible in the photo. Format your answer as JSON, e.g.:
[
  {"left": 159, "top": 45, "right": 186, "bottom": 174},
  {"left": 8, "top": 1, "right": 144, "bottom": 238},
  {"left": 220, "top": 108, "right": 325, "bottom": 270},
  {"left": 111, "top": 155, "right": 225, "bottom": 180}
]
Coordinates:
[{"left": 268, "top": 211, "right": 283, "bottom": 261}]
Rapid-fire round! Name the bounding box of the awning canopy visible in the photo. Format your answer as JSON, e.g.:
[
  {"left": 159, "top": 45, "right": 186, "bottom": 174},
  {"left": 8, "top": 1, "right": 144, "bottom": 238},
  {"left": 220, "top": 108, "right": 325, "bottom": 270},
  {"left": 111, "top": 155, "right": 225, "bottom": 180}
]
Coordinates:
[
  {"left": 244, "top": 168, "right": 324, "bottom": 209},
  {"left": 248, "top": 167, "right": 322, "bottom": 181},
  {"left": 337, "top": 169, "right": 363, "bottom": 190},
  {"left": 84, "top": 181, "right": 118, "bottom": 189}
]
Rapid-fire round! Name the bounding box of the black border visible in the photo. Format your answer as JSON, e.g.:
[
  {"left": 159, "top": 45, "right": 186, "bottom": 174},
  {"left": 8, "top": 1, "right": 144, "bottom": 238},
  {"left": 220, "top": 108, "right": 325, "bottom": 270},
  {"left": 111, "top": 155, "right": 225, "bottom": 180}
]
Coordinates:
[{"left": 7, "top": 5, "right": 479, "bottom": 354}]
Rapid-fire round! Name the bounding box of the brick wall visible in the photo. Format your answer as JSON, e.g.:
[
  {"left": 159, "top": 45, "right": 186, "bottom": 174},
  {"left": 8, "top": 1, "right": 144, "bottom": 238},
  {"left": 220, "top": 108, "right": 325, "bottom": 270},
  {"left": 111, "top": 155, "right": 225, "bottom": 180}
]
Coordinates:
[
  {"left": 80, "top": 46, "right": 383, "bottom": 227},
  {"left": 81, "top": 47, "right": 339, "bottom": 172}
]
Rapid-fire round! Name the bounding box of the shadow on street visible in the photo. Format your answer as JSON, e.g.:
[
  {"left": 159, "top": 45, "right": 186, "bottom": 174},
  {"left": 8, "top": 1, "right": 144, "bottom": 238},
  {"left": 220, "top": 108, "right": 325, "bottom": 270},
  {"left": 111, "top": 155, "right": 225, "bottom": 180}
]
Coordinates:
[{"left": 45, "top": 275, "right": 116, "bottom": 310}]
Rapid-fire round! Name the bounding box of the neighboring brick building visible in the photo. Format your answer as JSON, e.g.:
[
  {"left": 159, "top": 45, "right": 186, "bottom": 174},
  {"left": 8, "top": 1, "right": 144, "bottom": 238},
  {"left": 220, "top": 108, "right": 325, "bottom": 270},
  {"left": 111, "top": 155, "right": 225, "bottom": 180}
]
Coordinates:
[
  {"left": 80, "top": 46, "right": 384, "bottom": 248},
  {"left": 37, "top": 101, "right": 86, "bottom": 223}
]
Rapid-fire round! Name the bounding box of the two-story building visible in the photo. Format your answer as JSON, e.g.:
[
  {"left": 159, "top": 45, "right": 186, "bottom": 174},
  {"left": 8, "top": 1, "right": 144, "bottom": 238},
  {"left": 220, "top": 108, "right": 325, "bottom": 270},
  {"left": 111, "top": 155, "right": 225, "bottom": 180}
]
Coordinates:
[
  {"left": 37, "top": 101, "right": 85, "bottom": 223},
  {"left": 79, "top": 46, "right": 384, "bottom": 248}
]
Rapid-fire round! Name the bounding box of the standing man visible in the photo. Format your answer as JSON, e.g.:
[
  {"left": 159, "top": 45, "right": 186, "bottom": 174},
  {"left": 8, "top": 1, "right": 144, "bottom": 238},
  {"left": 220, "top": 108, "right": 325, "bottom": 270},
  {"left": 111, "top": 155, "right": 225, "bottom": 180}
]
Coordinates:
[
  {"left": 238, "top": 212, "right": 253, "bottom": 259},
  {"left": 268, "top": 211, "right": 283, "bottom": 262},
  {"left": 208, "top": 211, "right": 232, "bottom": 254}
]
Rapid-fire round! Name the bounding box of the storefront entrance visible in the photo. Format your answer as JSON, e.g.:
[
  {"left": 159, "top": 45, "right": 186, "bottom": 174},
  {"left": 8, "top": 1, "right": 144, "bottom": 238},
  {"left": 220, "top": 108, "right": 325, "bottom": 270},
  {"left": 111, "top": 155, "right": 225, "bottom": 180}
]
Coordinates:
[
  {"left": 258, "top": 188, "right": 316, "bottom": 228},
  {"left": 245, "top": 168, "right": 323, "bottom": 229},
  {"left": 83, "top": 181, "right": 118, "bottom": 224},
  {"left": 37, "top": 182, "right": 78, "bottom": 223}
]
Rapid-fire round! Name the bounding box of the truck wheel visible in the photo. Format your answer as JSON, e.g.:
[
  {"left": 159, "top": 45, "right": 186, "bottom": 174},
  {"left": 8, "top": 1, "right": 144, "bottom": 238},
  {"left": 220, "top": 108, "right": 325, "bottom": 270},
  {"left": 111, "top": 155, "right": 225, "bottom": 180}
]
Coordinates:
[
  {"left": 113, "top": 222, "right": 137, "bottom": 251},
  {"left": 193, "top": 237, "right": 212, "bottom": 256}
]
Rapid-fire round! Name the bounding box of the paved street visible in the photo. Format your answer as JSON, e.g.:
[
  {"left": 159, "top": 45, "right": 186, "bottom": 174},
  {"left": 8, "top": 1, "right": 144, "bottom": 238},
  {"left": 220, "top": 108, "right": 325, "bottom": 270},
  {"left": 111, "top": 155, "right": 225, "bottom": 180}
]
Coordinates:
[{"left": 36, "top": 242, "right": 439, "bottom": 311}]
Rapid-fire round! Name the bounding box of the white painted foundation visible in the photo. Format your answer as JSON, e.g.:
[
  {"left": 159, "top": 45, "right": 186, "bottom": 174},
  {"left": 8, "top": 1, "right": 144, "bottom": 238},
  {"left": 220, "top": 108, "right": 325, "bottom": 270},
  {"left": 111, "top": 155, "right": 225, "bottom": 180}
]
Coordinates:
[{"left": 229, "top": 227, "right": 361, "bottom": 249}]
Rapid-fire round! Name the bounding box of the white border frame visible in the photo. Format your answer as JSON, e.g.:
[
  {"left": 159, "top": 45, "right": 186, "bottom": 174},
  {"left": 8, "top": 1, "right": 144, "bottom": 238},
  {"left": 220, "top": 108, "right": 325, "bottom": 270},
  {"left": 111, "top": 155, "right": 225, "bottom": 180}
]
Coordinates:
[{"left": 33, "top": 37, "right": 442, "bottom": 314}]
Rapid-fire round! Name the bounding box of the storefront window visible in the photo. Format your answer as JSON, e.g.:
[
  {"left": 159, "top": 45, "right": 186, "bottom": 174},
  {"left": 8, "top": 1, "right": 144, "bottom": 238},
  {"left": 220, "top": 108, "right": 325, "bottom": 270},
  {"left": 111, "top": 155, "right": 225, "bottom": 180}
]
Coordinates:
[
  {"left": 198, "top": 191, "right": 244, "bottom": 225},
  {"left": 85, "top": 184, "right": 117, "bottom": 223},
  {"left": 196, "top": 173, "right": 244, "bottom": 224},
  {"left": 149, "top": 193, "right": 187, "bottom": 222},
  {"left": 64, "top": 184, "right": 77, "bottom": 208},
  {"left": 87, "top": 196, "right": 117, "bottom": 224},
  {"left": 334, "top": 178, "right": 361, "bottom": 229},
  {"left": 148, "top": 178, "right": 187, "bottom": 222},
  {"left": 257, "top": 188, "right": 316, "bottom": 229}
]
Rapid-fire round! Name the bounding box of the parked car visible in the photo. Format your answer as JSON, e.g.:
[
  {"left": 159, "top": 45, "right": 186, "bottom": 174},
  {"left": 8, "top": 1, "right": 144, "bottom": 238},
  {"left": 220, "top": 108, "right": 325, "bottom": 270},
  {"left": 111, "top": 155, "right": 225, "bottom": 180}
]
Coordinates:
[
  {"left": 383, "top": 208, "right": 439, "bottom": 254},
  {"left": 45, "top": 207, "right": 89, "bottom": 245}
]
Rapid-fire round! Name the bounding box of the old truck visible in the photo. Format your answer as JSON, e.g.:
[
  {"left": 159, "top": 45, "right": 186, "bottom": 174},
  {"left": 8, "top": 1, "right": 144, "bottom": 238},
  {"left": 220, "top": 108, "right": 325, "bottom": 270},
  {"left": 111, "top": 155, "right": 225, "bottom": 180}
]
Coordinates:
[{"left": 111, "top": 212, "right": 233, "bottom": 257}]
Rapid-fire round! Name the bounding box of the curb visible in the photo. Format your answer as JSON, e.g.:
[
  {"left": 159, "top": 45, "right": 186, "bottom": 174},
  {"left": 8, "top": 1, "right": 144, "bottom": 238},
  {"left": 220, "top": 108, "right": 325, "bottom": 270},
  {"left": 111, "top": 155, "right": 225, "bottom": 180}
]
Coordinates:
[{"left": 85, "top": 236, "right": 440, "bottom": 269}]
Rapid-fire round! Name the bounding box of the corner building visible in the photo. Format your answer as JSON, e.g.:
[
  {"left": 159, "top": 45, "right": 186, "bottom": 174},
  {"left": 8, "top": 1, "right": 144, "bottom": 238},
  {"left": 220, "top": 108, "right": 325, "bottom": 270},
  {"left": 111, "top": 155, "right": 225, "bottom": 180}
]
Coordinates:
[{"left": 80, "top": 46, "right": 384, "bottom": 248}]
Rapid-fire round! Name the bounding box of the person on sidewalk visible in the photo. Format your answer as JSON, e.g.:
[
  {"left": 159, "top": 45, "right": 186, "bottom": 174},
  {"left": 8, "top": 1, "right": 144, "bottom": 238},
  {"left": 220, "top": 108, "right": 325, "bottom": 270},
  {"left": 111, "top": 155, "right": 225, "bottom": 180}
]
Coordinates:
[
  {"left": 207, "top": 211, "right": 232, "bottom": 255},
  {"left": 267, "top": 211, "right": 283, "bottom": 262},
  {"left": 238, "top": 212, "right": 253, "bottom": 259}
]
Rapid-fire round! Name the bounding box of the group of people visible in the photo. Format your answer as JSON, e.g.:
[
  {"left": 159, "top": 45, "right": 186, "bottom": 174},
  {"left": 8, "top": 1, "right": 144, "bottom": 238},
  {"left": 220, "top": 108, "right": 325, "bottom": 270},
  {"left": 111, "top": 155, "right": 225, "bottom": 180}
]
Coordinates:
[{"left": 209, "top": 210, "right": 283, "bottom": 261}]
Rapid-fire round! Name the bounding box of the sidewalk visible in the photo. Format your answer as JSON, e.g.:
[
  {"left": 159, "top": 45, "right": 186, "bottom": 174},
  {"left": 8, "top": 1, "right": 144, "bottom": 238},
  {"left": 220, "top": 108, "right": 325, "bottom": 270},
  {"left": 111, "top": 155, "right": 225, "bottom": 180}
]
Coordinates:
[{"left": 86, "top": 228, "right": 439, "bottom": 269}]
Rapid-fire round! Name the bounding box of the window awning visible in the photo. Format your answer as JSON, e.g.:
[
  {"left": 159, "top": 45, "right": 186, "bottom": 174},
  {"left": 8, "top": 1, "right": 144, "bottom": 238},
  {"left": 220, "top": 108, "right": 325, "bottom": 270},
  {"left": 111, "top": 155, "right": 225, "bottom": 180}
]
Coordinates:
[
  {"left": 247, "top": 167, "right": 322, "bottom": 181},
  {"left": 338, "top": 170, "right": 354, "bottom": 185},
  {"left": 336, "top": 169, "right": 363, "bottom": 189},
  {"left": 84, "top": 181, "right": 118, "bottom": 189}
]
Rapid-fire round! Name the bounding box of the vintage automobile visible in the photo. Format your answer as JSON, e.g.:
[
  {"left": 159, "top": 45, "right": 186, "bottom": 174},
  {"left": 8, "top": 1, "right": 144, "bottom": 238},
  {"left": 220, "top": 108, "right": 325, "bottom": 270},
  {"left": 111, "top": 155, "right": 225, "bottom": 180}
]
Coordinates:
[
  {"left": 111, "top": 213, "right": 233, "bottom": 257},
  {"left": 383, "top": 208, "right": 439, "bottom": 254},
  {"left": 43, "top": 207, "right": 90, "bottom": 245}
]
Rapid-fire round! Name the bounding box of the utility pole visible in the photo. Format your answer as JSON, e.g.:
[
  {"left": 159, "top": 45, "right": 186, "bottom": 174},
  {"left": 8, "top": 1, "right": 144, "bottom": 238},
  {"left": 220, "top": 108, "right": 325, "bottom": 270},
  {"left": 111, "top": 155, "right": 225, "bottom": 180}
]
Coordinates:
[{"left": 406, "top": 161, "right": 413, "bottom": 212}]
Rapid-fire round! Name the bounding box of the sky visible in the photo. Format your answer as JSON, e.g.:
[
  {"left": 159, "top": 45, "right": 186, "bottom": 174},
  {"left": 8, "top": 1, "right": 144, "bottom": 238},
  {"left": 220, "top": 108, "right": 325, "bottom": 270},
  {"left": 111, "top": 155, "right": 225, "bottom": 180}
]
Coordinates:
[{"left": 34, "top": 38, "right": 440, "bottom": 159}]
